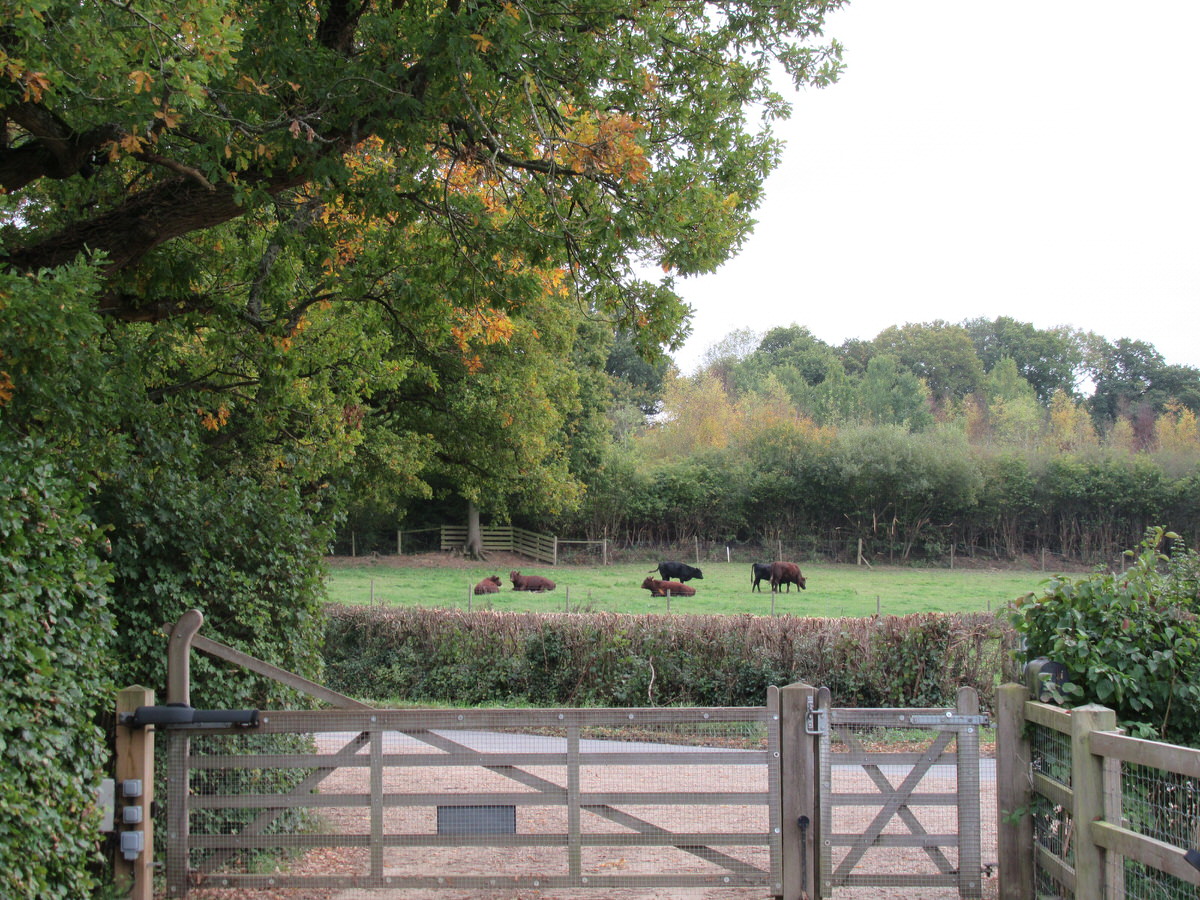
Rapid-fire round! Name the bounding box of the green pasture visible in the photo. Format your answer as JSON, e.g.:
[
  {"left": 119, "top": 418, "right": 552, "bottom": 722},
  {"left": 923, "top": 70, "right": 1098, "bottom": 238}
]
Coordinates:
[{"left": 324, "top": 558, "right": 1053, "bottom": 618}]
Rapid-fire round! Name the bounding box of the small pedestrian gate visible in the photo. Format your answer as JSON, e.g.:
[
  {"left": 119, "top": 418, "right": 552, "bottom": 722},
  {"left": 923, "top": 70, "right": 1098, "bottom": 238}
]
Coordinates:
[
  {"left": 809, "top": 686, "right": 988, "bottom": 898},
  {"left": 122, "top": 611, "right": 990, "bottom": 899}
]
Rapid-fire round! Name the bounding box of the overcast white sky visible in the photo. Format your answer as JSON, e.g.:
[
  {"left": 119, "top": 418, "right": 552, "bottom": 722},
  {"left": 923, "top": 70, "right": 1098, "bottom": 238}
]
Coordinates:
[{"left": 668, "top": 0, "right": 1200, "bottom": 374}]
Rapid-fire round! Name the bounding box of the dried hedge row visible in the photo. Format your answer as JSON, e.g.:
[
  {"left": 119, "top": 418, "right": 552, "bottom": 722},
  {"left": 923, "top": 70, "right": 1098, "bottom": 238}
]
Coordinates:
[{"left": 324, "top": 606, "right": 1016, "bottom": 712}]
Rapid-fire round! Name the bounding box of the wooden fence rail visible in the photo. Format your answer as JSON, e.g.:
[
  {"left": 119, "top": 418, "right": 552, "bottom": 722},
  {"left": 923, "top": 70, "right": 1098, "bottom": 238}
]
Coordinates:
[{"left": 996, "top": 682, "right": 1200, "bottom": 899}]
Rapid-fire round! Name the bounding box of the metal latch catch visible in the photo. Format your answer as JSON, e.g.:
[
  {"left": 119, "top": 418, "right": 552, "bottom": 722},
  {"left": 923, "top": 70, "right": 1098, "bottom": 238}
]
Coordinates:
[{"left": 805, "top": 699, "right": 829, "bottom": 735}]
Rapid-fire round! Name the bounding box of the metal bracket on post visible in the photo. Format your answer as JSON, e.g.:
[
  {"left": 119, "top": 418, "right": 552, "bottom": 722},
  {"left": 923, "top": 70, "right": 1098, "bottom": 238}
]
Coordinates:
[{"left": 805, "top": 698, "right": 829, "bottom": 736}]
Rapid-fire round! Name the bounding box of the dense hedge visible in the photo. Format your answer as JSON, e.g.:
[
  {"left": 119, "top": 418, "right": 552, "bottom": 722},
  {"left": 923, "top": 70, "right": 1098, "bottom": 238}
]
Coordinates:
[
  {"left": 0, "top": 444, "right": 114, "bottom": 900},
  {"left": 325, "top": 605, "right": 1014, "bottom": 712}
]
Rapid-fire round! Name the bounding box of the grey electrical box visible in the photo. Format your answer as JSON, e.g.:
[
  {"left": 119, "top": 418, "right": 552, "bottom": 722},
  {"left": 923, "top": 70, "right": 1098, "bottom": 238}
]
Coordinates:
[
  {"left": 121, "top": 779, "right": 143, "bottom": 799},
  {"left": 119, "top": 831, "right": 144, "bottom": 861},
  {"left": 122, "top": 805, "right": 143, "bottom": 825},
  {"left": 97, "top": 779, "right": 115, "bottom": 832}
]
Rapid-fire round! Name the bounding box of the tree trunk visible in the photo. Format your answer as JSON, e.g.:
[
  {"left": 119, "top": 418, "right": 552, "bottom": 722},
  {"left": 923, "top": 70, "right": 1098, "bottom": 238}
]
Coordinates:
[{"left": 465, "top": 501, "right": 485, "bottom": 560}]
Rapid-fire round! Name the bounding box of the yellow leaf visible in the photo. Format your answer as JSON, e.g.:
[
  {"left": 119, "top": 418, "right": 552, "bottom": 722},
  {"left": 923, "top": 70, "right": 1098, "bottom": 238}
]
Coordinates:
[
  {"left": 129, "top": 70, "right": 153, "bottom": 93},
  {"left": 469, "top": 34, "right": 492, "bottom": 53}
]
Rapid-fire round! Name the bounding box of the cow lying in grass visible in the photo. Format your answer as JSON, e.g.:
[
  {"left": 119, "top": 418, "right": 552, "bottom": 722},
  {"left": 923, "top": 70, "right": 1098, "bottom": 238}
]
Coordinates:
[
  {"left": 510, "top": 570, "right": 556, "bottom": 592},
  {"left": 473, "top": 575, "right": 502, "bottom": 595},
  {"left": 640, "top": 576, "right": 696, "bottom": 597}
]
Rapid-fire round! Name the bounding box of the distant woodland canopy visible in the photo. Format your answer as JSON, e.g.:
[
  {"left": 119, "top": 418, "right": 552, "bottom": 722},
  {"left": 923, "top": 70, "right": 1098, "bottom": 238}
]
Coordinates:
[{"left": 521, "top": 317, "right": 1200, "bottom": 564}]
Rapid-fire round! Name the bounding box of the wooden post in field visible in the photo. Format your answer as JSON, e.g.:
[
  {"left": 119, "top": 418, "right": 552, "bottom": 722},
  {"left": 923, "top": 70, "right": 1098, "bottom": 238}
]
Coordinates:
[
  {"left": 694, "top": 535, "right": 700, "bottom": 565},
  {"left": 397, "top": 529, "right": 402, "bottom": 555},
  {"left": 467, "top": 582, "right": 472, "bottom": 612},
  {"left": 950, "top": 543, "right": 955, "bottom": 568},
  {"left": 997, "top": 683, "right": 1033, "bottom": 900},
  {"left": 115, "top": 686, "right": 155, "bottom": 900}
]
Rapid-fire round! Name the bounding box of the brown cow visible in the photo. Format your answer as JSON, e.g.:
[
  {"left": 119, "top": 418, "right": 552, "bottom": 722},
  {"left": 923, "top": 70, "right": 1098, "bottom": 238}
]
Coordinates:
[
  {"left": 510, "top": 570, "right": 556, "bottom": 592},
  {"left": 640, "top": 576, "right": 696, "bottom": 597},
  {"left": 473, "top": 575, "right": 502, "bottom": 595},
  {"left": 769, "top": 561, "right": 806, "bottom": 593}
]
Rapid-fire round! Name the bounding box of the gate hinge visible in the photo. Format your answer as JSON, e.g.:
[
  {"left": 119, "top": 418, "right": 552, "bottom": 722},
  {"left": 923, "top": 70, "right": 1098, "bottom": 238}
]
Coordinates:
[{"left": 806, "top": 699, "right": 829, "bottom": 735}]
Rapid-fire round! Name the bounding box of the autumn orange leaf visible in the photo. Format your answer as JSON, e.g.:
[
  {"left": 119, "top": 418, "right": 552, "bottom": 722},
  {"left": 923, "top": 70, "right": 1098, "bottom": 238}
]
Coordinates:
[{"left": 129, "top": 70, "right": 154, "bottom": 93}]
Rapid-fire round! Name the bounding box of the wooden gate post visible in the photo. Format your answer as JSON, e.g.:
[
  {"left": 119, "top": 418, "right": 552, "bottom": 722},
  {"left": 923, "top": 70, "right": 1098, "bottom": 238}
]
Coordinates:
[
  {"left": 997, "top": 683, "right": 1033, "bottom": 900},
  {"left": 114, "top": 685, "right": 155, "bottom": 900},
  {"left": 1071, "top": 703, "right": 1118, "bottom": 900},
  {"left": 778, "top": 682, "right": 819, "bottom": 900},
  {"left": 956, "top": 686, "right": 983, "bottom": 898}
]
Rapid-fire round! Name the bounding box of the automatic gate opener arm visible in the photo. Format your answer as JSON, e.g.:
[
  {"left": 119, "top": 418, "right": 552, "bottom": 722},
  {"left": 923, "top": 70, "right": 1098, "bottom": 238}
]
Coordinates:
[{"left": 167, "top": 609, "right": 204, "bottom": 707}]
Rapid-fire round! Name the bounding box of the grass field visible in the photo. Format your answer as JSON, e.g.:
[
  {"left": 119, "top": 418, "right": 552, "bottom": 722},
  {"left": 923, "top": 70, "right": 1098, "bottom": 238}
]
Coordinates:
[{"left": 324, "top": 555, "right": 1057, "bottom": 618}]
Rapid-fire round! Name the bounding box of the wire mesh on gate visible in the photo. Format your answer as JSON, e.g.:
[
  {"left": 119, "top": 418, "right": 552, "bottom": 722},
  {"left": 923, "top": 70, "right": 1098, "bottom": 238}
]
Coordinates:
[
  {"left": 1029, "top": 721, "right": 1075, "bottom": 899},
  {"left": 161, "top": 707, "right": 780, "bottom": 897},
  {"left": 1108, "top": 760, "right": 1200, "bottom": 900},
  {"left": 816, "top": 692, "right": 992, "bottom": 900}
]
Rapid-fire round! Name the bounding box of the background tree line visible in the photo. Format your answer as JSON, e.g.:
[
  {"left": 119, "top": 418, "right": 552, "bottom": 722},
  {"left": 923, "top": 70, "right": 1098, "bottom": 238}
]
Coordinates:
[{"left": 353, "top": 317, "right": 1200, "bottom": 565}]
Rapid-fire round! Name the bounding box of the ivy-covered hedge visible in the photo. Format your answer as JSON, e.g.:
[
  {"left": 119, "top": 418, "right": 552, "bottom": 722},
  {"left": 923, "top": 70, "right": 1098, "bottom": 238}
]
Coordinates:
[
  {"left": 0, "top": 444, "right": 114, "bottom": 900},
  {"left": 325, "top": 605, "right": 1014, "bottom": 712}
]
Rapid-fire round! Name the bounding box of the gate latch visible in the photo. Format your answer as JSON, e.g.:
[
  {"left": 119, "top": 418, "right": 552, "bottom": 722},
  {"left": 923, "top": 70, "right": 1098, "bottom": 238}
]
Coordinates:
[{"left": 805, "top": 699, "right": 829, "bottom": 736}]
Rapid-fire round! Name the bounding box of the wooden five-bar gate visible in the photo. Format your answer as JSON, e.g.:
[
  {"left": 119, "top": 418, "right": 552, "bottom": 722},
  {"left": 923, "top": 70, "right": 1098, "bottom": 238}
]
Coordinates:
[{"left": 113, "top": 611, "right": 990, "bottom": 899}]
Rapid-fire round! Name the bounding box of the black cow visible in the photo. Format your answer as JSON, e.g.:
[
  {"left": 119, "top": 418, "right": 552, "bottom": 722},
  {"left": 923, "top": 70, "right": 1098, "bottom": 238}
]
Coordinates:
[
  {"left": 750, "top": 562, "right": 774, "bottom": 592},
  {"left": 650, "top": 561, "right": 703, "bottom": 582}
]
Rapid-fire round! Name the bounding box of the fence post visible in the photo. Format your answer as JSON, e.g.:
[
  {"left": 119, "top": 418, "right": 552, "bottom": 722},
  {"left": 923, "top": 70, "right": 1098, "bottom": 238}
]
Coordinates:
[
  {"left": 778, "top": 682, "right": 818, "bottom": 900},
  {"left": 956, "top": 686, "right": 983, "bottom": 898},
  {"left": 997, "top": 683, "right": 1033, "bottom": 900},
  {"left": 114, "top": 685, "right": 155, "bottom": 900},
  {"left": 1071, "top": 703, "right": 1118, "bottom": 900}
]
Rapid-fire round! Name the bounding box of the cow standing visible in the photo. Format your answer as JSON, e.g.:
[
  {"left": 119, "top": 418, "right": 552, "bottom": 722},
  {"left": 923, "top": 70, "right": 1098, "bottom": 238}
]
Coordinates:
[
  {"left": 769, "top": 561, "right": 806, "bottom": 593},
  {"left": 650, "top": 561, "right": 703, "bottom": 582},
  {"left": 641, "top": 576, "right": 696, "bottom": 597},
  {"left": 510, "top": 570, "right": 556, "bottom": 592},
  {"left": 750, "top": 562, "right": 773, "bottom": 592}
]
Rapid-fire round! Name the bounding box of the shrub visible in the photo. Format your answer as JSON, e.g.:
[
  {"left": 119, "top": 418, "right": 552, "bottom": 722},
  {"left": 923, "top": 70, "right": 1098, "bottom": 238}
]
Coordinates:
[{"left": 1013, "top": 526, "right": 1200, "bottom": 744}]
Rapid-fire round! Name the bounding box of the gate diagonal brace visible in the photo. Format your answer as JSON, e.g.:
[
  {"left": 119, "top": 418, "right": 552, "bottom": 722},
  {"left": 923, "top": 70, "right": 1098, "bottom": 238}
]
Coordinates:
[
  {"left": 833, "top": 728, "right": 958, "bottom": 880},
  {"left": 411, "top": 729, "right": 768, "bottom": 880},
  {"left": 837, "top": 727, "right": 956, "bottom": 876}
]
